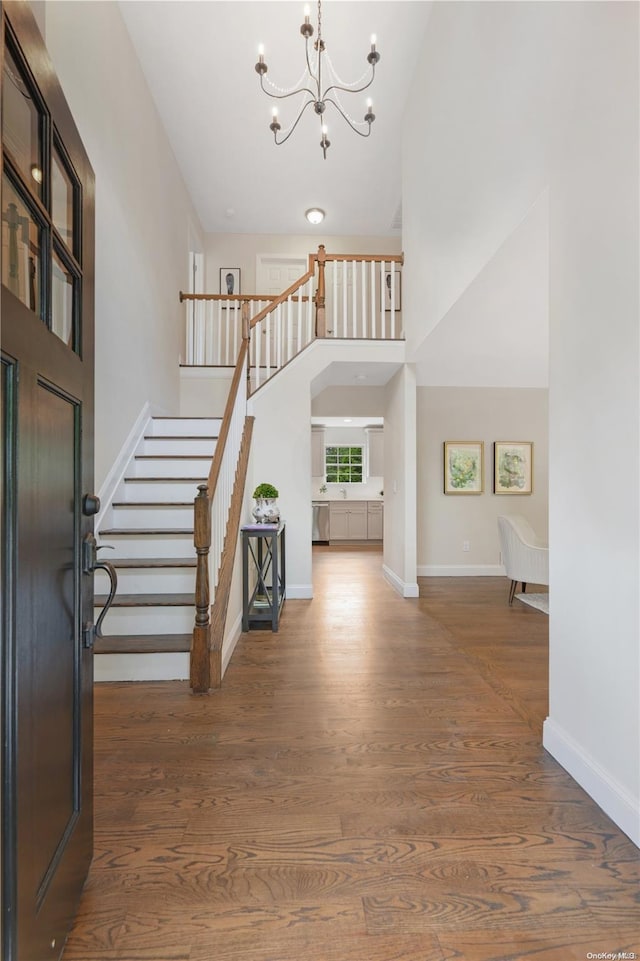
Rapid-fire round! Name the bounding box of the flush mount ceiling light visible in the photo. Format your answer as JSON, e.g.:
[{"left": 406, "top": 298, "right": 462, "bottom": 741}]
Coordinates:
[
  {"left": 255, "top": 0, "right": 380, "bottom": 159},
  {"left": 305, "top": 207, "right": 325, "bottom": 225}
]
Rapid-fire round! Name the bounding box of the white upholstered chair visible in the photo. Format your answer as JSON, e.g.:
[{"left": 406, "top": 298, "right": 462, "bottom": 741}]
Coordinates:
[{"left": 497, "top": 515, "right": 549, "bottom": 605}]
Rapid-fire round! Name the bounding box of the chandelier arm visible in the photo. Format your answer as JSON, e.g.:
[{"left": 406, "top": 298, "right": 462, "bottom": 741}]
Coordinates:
[
  {"left": 304, "top": 38, "right": 320, "bottom": 87},
  {"left": 260, "top": 74, "right": 317, "bottom": 102},
  {"left": 322, "top": 73, "right": 375, "bottom": 100},
  {"left": 273, "top": 99, "right": 317, "bottom": 145},
  {"left": 324, "top": 97, "right": 373, "bottom": 137}
]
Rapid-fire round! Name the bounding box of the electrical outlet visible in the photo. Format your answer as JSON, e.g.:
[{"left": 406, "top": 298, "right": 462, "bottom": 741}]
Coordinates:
[{"left": 463, "top": 540, "right": 470, "bottom": 552}]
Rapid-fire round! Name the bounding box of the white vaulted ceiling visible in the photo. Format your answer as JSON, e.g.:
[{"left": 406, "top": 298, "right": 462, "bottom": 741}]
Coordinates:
[{"left": 118, "top": 1, "right": 432, "bottom": 237}]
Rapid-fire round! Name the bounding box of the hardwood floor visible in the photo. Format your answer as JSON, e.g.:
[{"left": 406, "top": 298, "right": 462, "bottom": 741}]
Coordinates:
[{"left": 63, "top": 549, "right": 640, "bottom": 961}]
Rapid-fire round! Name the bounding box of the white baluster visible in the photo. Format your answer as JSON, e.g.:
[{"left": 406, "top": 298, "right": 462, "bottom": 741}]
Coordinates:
[
  {"left": 341, "top": 260, "right": 347, "bottom": 337},
  {"left": 390, "top": 266, "right": 396, "bottom": 338},
  {"left": 266, "top": 314, "right": 271, "bottom": 380},
  {"left": 287, "top": 295, "right": 293, "bottom": 361},
  {"left": 255, "top": 320, "right": 262, "bottom": 389},
  {"left": 350, "top": 260, "right": 357, "bottom": 337},
  {"left": 361, "top": 261, "right": 367, "bottom": 337},
  {"left": 306, "top": 277, "right": 313, "bottom": 344},
  {"left": 380, "top": 261, "right": 386, "bottom": 339},
  {"left": 370, "top": 260, "right": 375, "bottom": 337}
]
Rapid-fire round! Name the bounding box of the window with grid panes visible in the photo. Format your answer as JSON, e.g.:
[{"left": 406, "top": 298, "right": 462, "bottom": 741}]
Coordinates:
[{"left": 325, "top": 446, "right": 363, "bottom": 484}]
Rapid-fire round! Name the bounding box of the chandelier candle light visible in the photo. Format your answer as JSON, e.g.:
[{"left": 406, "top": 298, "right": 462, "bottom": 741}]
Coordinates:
[{"left": 254, "top": 0, "right": 380, "bottom": 159}]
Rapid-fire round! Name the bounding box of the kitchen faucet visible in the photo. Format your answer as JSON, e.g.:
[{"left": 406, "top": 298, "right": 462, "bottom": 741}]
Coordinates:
[{"left": 341, "top": 488, "right": 347, "bottom": 499}]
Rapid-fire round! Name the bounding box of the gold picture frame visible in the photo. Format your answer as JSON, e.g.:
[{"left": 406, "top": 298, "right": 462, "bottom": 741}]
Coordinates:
[
  {"left": 494, "top": 441, "right": 533, "bottom": 494},
  {"left": 444, "top": 441, "right": 484, "bottom": 494}
]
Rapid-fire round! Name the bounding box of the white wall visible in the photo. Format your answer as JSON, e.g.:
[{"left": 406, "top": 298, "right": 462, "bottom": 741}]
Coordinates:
[
  {"left": 403, "top": 1, "right": 639, "bottom": 845},
  {"left": 417, "top": 388, "right": 548, "bottom": 574},
  {"left": 383, "top": 366, "right": 418, "bottom": 597},
  {"left": 248, "top": 340, "right": 405, "bottom": 598},
  {"left": 205, "top": 232, "right": 401, "bottom": 294},
  {"left": 42, "top": 1, "right": 204, "bottom": 488}
]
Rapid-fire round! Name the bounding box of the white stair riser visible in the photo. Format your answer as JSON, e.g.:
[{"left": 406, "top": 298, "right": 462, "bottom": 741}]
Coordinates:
[
  {"left": 121, "top": 480, "right": 205, "bottom": 503},
  {"left": 95, "top": 652, "right": 190, "bottom": 682},
  {"left": 139, "top": 437, "right": 217, "bottom": 457},
  {"left": 97, "top": 606, "right": 194, "bottom": 635},
  {"left": 150, "top": 418, "right": 221, "bottom": 438},
  {"left": 95, "top": 568, "right": 196, "bottom": 594},
  {"left": 111, "top": 505, "right": 194, "bottom": 528},
  {"left": 133, "top": 457, "right": 211, "bottom": 478},
  {"left": 99, "top": 534, "right": 195, "bottom": 558}
]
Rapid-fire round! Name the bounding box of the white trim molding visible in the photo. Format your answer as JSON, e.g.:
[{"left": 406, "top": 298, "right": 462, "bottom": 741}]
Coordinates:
[
  {"left": 543, "top": 717, "right": 640, "bottom": 848},
  {"left": 222, "top": 610, "right": 243, "bottom": 678},
  {"left": 383, "top": 565, "right": 419, "bottom": 598},
  {"left": 96, "top": 401, "right": 158, "bottom": 533},
  {"left": 287, "top": 584, "right": 314, "bottom": 600},
  {"left": 418, "top": 564, "right": 506, "bottom": 577}
]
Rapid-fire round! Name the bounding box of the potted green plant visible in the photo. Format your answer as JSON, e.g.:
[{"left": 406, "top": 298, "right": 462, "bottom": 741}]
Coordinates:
[{"left": 252, "top": 482, "right": 280, "bottom": 523}]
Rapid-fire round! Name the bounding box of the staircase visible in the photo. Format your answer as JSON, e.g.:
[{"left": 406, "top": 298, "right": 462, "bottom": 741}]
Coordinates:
[{"left": 94, "top": 416, "right": 220, "bottom": 681}]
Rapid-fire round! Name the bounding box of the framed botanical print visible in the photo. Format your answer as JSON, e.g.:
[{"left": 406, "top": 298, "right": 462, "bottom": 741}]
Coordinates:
[
  {"left": 444, "top": 441, "right": 484, "bottom": 494},
  {"left": 494, "top": 441, "right": 533, "bottom": 494}
]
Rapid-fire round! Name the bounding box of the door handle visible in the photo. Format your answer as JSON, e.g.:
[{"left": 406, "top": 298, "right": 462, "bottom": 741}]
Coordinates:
[{"left": 82, "top": 533, "right": 118, "bottom": 640}]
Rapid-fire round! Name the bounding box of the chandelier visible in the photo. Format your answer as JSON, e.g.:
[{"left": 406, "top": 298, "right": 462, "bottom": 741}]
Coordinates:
[{"left": 254, "top": 0, "right": 380, "bottom": 159}]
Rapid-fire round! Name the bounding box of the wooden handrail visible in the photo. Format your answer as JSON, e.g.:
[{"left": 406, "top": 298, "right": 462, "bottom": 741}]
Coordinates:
[
  {"left": 322, "top": 252, "right": 404, "bottom": 264},
  {"left": 248, "top": 266, "right": 317, "bottom": 330},
  {"left": 206, "top": 338, "right": 247, "bottom": 496},
  {"left": 180, "top": 292, "right": 277, "bottom": 303}
]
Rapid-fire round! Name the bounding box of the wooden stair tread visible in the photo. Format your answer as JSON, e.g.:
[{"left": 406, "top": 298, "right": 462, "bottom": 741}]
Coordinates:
[
  {"left": 95, "top": 592, "right": 194, "bottom": 607},
  {"left": 108, "top": 557, "right": 196, "bottom": 569},
  {"left": 94, "top": 633, "right": 191, "bottom": 654},
  {"left": 112, "top": 501, "right": 193, "bottom": 508},
  {"left": 143, "top": 434, "right": 218, "bottom": 441},
  {"left": 124, "top": 476, "right": 207, "bottom": 482},
  {"left": 100, "top": 528, "right": 192, "bottom": 535}
]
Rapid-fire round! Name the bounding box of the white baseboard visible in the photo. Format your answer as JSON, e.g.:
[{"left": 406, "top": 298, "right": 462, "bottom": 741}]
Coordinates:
[
  {"left": 221, "top": 610, "right": 243, "bottom": 677},
  {"left": 94, "top": 652, "right": 189, "bottom": 682},
  {"left": 96, "top": 402, "right": 157, "bottom": 533},
  {"left": 418, "top": 564, "right": 506, "bottom": 577},
  {"left": 287, "top": 584, "right": 313, "bottom": 599},
  {"left": 383, "top": 565, "right": 419, "bottom": 598},
  {"left": 543, "top": 717, "right": 640, "bottom": 848}
]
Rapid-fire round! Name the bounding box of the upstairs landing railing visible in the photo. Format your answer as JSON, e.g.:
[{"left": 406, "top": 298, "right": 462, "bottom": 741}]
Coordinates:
[{"left": 180, "top": 246, "right": 404, "bottom": 395}]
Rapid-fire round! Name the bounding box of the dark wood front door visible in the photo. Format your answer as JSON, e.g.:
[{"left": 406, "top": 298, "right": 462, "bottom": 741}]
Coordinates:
[{"left": 1, "top": 3, "right": 95, "bottom": 958}]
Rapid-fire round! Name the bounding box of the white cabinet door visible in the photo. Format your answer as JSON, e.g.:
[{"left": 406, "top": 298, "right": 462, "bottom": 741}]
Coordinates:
[
  {"left": 311, "top": 428, "right": 325, "bottom": 477},
  {"left": 366, "top": 428, "right": 384, "bottom": 478},
  {"left": 367, "top": 503, "right": 383, "bottom": 540},
  {"left": 329, "top": 504, "right": 349, "bottom": 540},
  {"left": 348, "top": 507, "right": 368, "bottom": 539}
]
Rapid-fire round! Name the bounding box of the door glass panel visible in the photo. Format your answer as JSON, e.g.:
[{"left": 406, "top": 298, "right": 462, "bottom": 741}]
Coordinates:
[
  {"left": 1, "top": 173, "right": 42, "bottom": 316},
  {"left": 2, "top": 46, "right": 43, "bottom": 199},
  {"left": 52, "top": 149, "right": 75, "bottom": 254},
  {"left": 52, "top": 251, "right": 75, "bottom": 349}
]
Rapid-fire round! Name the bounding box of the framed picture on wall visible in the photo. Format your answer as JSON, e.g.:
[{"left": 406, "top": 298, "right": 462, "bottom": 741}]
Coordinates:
[
  {"left": 383, "top": 268, "right": 402, "bottom": 311},
  {"left": 444, "top": 441, "right": 484, "bottom": 494},
  {"left": 494, "top": 441, "right": 533, "bottom": 494},
  {"left": 220, "top": 267, "right": 241, "bottom": 296}
]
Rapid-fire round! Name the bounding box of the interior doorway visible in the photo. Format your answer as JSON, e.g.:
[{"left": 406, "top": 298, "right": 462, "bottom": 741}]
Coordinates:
[{"left": 256, "top": 254, "right": 307, "bottom": 296}]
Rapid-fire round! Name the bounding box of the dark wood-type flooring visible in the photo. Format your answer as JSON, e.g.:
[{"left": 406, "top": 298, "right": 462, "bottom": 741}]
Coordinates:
[{"left": 62, "top": 549, "right": 640, "bottom": 961}]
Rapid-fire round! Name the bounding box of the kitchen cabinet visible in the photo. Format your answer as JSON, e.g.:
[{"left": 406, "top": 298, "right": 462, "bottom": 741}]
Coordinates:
[
  {"left": 366, "top": 428, "right": 384, "bottom": 478},
  {"left": 311, "top": 427, "right": 325, "bottom": 477},
  {"left": 329, "top": 501, "right": 368, "bottom": 540},
  {"left": 367, "top": 501, "right": 384, "bottom": 540}
]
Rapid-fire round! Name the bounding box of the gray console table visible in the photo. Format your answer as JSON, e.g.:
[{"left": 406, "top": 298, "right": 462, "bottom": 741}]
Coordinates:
[{"left": 241, "top": 522, "right": 286, "bottom": 632}]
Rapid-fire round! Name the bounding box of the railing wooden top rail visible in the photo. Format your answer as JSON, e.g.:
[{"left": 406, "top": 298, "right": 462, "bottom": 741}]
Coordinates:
[
  {"left": 322, "top": 251, "right": 404, "bottom": 264},
  {"left": 248, "top": 263, "right": 317, "bottom": 330},
  {"left": 179, "top": 292, "right": 277, "bottom": 303},
  {"left": 205, "top": 337, "right": 247, "bottom": 497}
]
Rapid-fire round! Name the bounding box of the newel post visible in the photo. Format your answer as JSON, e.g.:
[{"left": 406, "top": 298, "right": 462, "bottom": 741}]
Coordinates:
[
  {"left": 191, "top": 483, "right": 211, "bottom": 693},
  {"left": 315, "top": 244, "right": 326, "bottom": 337}
]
